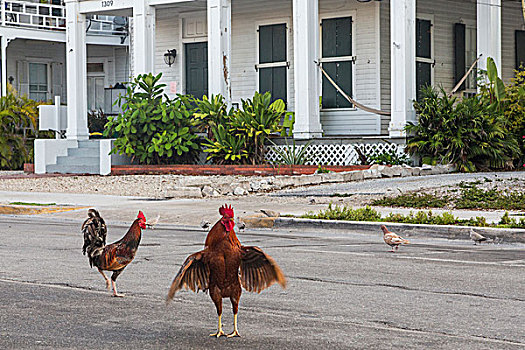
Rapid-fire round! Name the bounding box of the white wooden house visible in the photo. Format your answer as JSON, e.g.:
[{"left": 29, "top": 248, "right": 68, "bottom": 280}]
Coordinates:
[
  {"left": 34, "top": 0, "right": 525, "bottom": 174},
  {"left": 0, "top": 0, "right": 129, "bottom": 108}
]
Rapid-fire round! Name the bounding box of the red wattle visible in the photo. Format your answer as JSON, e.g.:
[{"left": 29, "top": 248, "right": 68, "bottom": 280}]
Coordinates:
[{"left": 221, "top": 218, "right": 235, "bottom": 232}]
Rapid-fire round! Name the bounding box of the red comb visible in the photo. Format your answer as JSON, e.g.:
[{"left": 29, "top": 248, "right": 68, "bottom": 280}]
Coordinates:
[
  {"left": 137, "top": 211, "right": 146, "bottom": 220},
  {"left": 219, "top": 204, "right": 234, "bottom": 218}
]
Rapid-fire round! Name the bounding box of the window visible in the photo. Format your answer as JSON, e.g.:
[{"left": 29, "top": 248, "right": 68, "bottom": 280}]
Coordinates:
[
  {"left": 320, "top": 16, "right": 353, "bottom": 109},
  {"left": 257, "top": 23, "right": 287, "bottom": 104},
  {"left": 87, "top": 76, "right": 105, "bottom": 111},
  {"left": 29, "top": 63, "right": 48, "bottom": 101},
  {"left": 416, "top": 18, "right": 432, "bottom": 101},
  {"left": 464, "top": 26, "right": 477, "bottom": 90}
]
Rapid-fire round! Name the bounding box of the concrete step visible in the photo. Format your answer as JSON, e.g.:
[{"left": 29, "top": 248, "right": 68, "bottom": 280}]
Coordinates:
[
  {"left": 78, "top": 140, "right": 100, "bottom": 149},
  {"left": 46, "top": 164, "right": 100, "bottom": 174},
  {"left": 56, "top": 155, "right": 99, "bottom": 166},
  {"left": 67, "top": 147, "right": 99, "bottom": 157}
]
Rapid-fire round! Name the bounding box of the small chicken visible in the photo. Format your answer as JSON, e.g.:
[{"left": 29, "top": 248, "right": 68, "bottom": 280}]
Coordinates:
[
  {"left": 167, "top": 204, "right": 286, "bottom": 338},
  {"left": 381, "top": 225, "right": 410, "bottom": 252},
  {"left": 470, "top": 229, "right": 489, "bottom": 245},
  {"left": 146, "top": 214, "right": 161, "bottom": 229},
  {"left": 82, "top": 210, "right": 147, "bottom": 297},
  {"left": 200, "top": 219, "right": 211, "bottom": 231}
]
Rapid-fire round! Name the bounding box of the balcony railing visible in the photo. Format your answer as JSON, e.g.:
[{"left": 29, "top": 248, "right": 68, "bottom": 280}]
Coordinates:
[{"left": 0, "top": 0, "right": 128, "bottom": 37}]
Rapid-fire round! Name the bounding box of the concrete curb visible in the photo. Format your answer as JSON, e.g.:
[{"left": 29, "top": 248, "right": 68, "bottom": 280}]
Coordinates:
[{"left": 273, "top": 217, "right": 525, "bottom": 244}]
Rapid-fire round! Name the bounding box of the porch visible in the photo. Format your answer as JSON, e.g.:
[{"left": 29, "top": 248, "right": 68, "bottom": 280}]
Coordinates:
[{"left": 34, "top": 0, "right": 525, "bottom": 174}]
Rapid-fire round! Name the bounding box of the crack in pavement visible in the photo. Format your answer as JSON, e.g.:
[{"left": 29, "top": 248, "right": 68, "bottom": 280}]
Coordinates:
[{"left": 290, "top": 275, "right": 525, "bottom": 302}]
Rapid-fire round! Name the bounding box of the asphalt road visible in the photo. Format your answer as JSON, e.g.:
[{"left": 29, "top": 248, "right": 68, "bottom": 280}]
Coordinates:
[{"left": 0, "top": 216, "right": 524, "bottom": 349}]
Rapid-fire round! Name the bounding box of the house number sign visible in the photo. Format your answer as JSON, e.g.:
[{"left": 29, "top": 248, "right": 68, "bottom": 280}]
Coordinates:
[{"left": 101, "top": 0, "right": 113, "bottom": 7}]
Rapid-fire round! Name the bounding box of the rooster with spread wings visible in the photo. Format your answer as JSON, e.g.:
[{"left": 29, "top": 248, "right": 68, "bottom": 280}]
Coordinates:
[{"left": 167, "top": 204, "right": 286, "bottom": 337}]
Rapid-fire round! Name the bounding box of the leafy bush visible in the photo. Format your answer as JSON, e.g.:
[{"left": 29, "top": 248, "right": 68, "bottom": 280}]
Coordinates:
[
  {"left": 302, "top": 204, "right": 381, "bottom": 221},
  {"left": 0, "top": 86, "right": 46, "bottom": 169},
  {"left": 406, "top": 86, "right": 519, "bottom": 172},
  {"left": 202, "top": 91, "right": 291, "bottom": 165},
  {"left": 368, "top": 149, "right": 412, "bottom": 166},
  {"left": 192, "top": 94, "right": 233, "bottom": 140},
  {"left": 104, "top": 73, "right": 200, "bottom": 164},
  {"left": 231, "top": 92, "right": 288, "bottom": 164},
  {"left": 373, "top": 193, "right": 449, "bottom": 208},
  {"left": 202, "top": 124, "right": 248, "bottom": 164},
  {"left": 88, "top": 108, "right": 108, "bottom": 134},
  {"left": 502, "top": 69, "right": 525, "bottom": 165}
]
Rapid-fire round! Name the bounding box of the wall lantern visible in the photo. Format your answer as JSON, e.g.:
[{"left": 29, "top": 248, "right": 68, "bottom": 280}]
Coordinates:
[{"left": 164, "top": 49, "right": 177, "bottom": 67}]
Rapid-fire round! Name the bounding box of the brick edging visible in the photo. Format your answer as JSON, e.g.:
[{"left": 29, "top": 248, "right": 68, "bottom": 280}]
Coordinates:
[{"left": 109, "top": 164, "right": 371, "bottom": 176}]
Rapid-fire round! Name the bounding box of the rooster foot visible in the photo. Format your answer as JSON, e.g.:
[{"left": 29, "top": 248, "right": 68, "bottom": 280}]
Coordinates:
[
  {"left": 227, "top": 330, "right": 241, "bottom": 338},
  {"left": 105, "top": 280, "right": 111, "bottom": 291},
  {"left": 112, "top": 293, "right": 125, "bottom": 298},
  {"left": 209, "top": 330, "right": 225, "bottom": 338}
]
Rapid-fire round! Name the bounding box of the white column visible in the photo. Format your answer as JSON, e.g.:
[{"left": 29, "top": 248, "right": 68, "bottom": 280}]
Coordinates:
[
  {"left": 292, "top": 0, "right": 322, "bottom": 139},
  {"left": 477, "top": 0, "right": 501, "bottom": 73},
  {"left": 132, "top": 1, "right": 155, "bottom": 76},
  {"left": 389, "top": 0, "right": 416, "bottom": 138},
  {"left": 1, "top": 36, "right": 8, "bottom": 97},
  {"left": 65, "top": 0, "right": 89, "bottom": 140},
  {"left": 207, "top": 0, "right": 231, "bottom": 102}
]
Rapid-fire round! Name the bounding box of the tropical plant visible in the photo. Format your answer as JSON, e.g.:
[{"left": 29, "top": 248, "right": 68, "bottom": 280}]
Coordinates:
[
  {"left": 367, "top": 149, "right": 412, "bottom": 166},
  {"left": 88, "top": 108, "right": 108, "bottom": 134},
  {"left": 501, "top": 69, "right": 525, "bottom": 165},
  {"left": 0, "top": 86, "right": 45, "bottom": 169},
  {"left": 268, "top": 138, "right": 312, "bottom": 165},
  {"left": 231, "top": 92, "right": 288, "bottom": 164},
  {"left": 192, "top": 94, "right": 233, "bottom": 140},
  {"left": 202, "top": 124, "right": 249, "bottom": 164},
  {"left": 407, "top": 86, "right": 519, "bottom": 172},
  {"left": 104, "top": 73, "right": 200, "bottom": 164}
]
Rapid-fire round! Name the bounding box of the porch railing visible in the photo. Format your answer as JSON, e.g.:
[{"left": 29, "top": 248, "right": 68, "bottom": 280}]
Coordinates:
[{"left": 0, "top": 0, "right": 127, "bottom": 36}]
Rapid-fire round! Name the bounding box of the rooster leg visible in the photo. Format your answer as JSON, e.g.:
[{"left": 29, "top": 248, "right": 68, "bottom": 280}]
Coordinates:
[
  {"left": 210, "top": 290, "right": 224, "bottom": 337},
  {"left": 227, "top": 296, "right": 241, "bottom": 338},
  {"left": 110, "top": 269, "right": 125, "bottom": 297},
  {"left": 97, "top": 268, "right": 110, "bottom": 290}
]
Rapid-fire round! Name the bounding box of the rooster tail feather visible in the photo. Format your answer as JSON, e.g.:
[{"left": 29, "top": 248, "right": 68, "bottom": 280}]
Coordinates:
[{"left": 82, "top": 209, "right": 108, "bottom": 267}]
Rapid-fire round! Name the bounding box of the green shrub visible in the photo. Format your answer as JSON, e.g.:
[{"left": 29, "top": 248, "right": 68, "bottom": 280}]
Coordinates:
[
  {"left": 302, "top": 204, "right": 381, "bottom": 222},
  {"left": 373, "top": 193, "right": 448, "bottom": 208},
  {"left": 367, "top": 149, "right": 412, "bottom": 166},
  {"left": 201, "top": 91, "right": 292, "bottom": 165},
  {"left": 88, "top": 108, "right": 108, "bottom": 134},
  {"left": 268, "top": 138, "right": 312, "bottom": 165},
  {"left": 202, "top": 124, "right": 249, "bottom": 164},
  {"left": 104, "top": 73, "right": 200, "bottom": 164},
  {"left": 0, "top": 86, "right": 46, "bottom": 169},
  {"left": 407, "top": 86, "right": 519, "bottom": 172},
  {"left": 231, "top": 92, "right": 288, "bottom": 164}
]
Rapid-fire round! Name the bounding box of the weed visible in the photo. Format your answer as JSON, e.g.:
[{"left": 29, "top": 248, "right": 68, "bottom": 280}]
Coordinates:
[
  {"left": 372, "top": 193, "right": 449, "bottom": 208},
  {"left": 9, "top": 202, "right": 56, "bottom": 206}
]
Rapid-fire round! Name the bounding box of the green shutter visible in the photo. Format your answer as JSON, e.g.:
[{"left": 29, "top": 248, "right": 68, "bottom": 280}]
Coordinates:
[
  {"left": 321, "top": 17, "right": 352, "bottom": 109},
  {"left": 516, "top": 30, "right": 525, "bottom": 70},
  {"left": 258, "top": 24, "right": 287, "bottom": 104},
  {"left": 454, "top": 23, "right": 466, "bottom": 91},
  {"left": 416, "top": 19, "right": 431, "bottom": 59}
]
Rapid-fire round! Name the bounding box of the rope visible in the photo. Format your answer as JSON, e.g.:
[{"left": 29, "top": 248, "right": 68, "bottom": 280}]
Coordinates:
[
  {"left": 316, "top": 62, "right": 391, "bottom": 116},
  {"left": 449, "top": 54, "right": 483, "bottom": 96}
]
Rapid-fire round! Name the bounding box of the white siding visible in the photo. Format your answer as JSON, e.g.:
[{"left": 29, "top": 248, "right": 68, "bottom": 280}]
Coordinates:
[{"left": 154, "top": 0, "right": 382, "bottom": 136}]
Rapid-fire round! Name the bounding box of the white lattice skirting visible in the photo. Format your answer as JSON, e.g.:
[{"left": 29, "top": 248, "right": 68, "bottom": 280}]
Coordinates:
[{"left": 265, "top": 143, "right": 406, "bottom": 166}]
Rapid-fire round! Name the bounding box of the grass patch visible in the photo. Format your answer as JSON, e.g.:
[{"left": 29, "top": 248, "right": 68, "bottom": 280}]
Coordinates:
[
  {"left": 9, "top": 202, "right": 57, "bottom": 206},
  {"left": 372, "top": 182, "right": 525, "bottom": 210},
  {"left": 373, "top": 193, "right": 449, "bottom": 208},
  {"left": 301, "top": 204, "right": 525, "bottom": 229}
]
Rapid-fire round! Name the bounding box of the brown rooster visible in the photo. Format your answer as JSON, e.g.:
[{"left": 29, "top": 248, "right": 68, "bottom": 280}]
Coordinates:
[
  {"left": 381, "top": 225, "right": 410, "bottom": 252},
  {"left": 167, "top": 204, "right": 286, "bottom": 338},
  {"left": 82, "top": 209, "right": 147, "bottom": 297}
]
